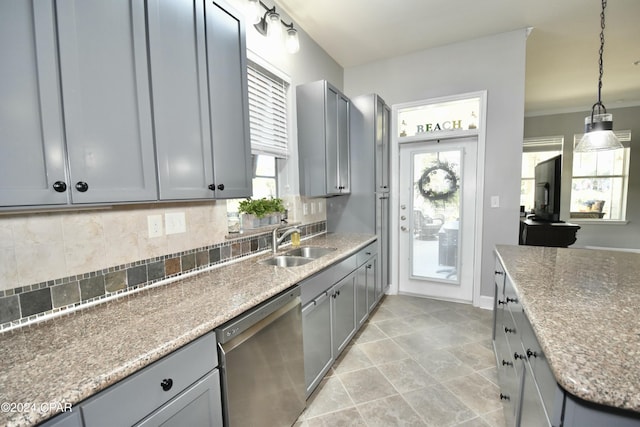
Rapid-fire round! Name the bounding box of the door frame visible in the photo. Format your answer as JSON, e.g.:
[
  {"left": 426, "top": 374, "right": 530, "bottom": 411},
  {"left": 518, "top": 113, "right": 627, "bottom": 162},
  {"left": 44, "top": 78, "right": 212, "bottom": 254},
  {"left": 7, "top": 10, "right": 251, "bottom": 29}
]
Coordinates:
[{"left": 389, "top": 91, "right": 487, "bottom": 306}]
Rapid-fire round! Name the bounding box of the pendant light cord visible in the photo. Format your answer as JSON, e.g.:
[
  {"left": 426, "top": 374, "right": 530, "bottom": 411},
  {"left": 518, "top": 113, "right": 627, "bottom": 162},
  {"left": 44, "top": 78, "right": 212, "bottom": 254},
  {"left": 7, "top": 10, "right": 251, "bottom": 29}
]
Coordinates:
[{"left": 595, "top": 0, "right": 607, "bottom": 115}]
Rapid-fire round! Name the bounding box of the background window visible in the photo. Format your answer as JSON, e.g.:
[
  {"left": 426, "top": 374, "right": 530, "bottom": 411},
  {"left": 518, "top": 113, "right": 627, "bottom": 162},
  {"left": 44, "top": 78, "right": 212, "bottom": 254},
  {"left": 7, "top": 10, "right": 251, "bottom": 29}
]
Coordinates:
[
  {"left": 521, "top": 137, "right": 563, "bottom": 213},
  {"left": 570, "top": 131, "right": 631, "bottom": 220},
  {"left": 252, "top": 154, "right": 277, "bottom": 199}
]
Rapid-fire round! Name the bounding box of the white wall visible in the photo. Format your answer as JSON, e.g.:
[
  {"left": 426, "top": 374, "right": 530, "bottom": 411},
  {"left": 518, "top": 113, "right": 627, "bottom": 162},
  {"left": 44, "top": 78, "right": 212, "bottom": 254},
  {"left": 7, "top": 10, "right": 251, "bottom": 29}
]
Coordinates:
[{"left": 344, "top": 29, "right": 528, "bottom": 301}]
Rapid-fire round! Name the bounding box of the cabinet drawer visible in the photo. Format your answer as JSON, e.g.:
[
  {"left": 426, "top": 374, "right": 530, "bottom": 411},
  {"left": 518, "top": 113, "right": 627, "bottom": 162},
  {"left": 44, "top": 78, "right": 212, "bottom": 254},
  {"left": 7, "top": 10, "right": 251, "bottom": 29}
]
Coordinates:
[
  {"left": 494, "top": 258, "right": 506, "bottom": 295},
  {"left": 300, "top": 254, "right": 357, "bottom": 305},
  {"left": 81, "top": 333, "right": 217, "bottom": 427},
  {"left": 356, "top": 242, "right": 377, "bottom": 266}
]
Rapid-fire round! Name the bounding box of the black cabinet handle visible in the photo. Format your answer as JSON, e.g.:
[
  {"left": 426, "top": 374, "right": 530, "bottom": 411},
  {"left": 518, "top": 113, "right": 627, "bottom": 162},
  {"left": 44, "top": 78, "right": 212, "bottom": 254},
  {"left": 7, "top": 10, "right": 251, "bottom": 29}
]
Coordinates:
[
  {"left": 514, "top": 352, "right": 525, "bottom": 360},
  {"left": 504, "top": 327, "right": 515, "bottom": 334},
  {"left": 500, "top": 393, "right": 510, "bottom": 401},
  {"left": 75, "top": 181, "right": 89, "bottom": 192},
  {"left": 217, "top": 184, "right": 225, "bottom": 191},
  {"left": 53, "top": 181, "right": 67, "bottom": 193},
  {"left": 502, "top": 359, "right": 513, "bottom": 367},
  {"left": 506, "top": 297, "right": 518, "bottom": 304},
  {"left": 160, "top": 378, "right": 173, "bottom": 391},
  {"left": 527, "top": 349, "right": 538, "bottom": 358}
]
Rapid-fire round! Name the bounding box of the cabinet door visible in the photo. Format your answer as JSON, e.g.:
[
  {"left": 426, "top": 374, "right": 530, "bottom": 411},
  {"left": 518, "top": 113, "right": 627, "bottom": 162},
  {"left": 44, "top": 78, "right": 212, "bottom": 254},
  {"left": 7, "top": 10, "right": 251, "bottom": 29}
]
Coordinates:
[
  {"left": 355, "top": 264, "right": 368, "bottom": 327},
  {"left": 56, "top": 0, "right": 157, "bottom": 204},
  {"left": 302, "top": 294, "right": 333, "bottom": 397},
  {"left": 39, "top": 410, "right": 83, "bottom": 427},
  {"left": 376, "top": 98, "right": 390, "bottom": 191},
  {"left": 332, "top": 273, "right": 356, "bottom": 356},
  {"left": 325, "top": 86, "right": 340, "bottom": 195},
  {"left": 205, "top": 0, "right": 252, "bottom": 199},
  {"left": 520, "top": 362, "right": 552, "bottom": 427},
  {"left": 147, "top": 0, "right": 214, "bottom": 200},
  {"left": 336, "top": 93, "right": 350, "bottom": 193},
  {"left": 367, "top": 256, "right": 378, "bottom": 312},
  {"left": 0, "top": 1, "right": 68, "bottom": 207},
  {"left": 136, "top": 370, "right": 223, "bottom": 427}
]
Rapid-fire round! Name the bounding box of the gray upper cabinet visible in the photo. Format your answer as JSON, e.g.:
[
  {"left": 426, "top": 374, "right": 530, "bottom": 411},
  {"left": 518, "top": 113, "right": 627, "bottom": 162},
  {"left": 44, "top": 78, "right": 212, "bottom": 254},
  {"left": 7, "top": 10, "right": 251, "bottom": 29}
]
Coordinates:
[
  {"left": 0, "top": 1, "right": 68, "bottom": 207},
  {"left": 148, "top": 0, "right": 251, "bottom": 200},
  {"left": 56, "top": 0, "right": 157, "bottom": 204},
  {"left": 297, "top": 80, "right": 350, "bottom": 197},
  {"left": 205, "top": 0, "right": 252, "bottom": 199},
  {"left": 376, "top": 97, "right": 390, "bottom": 191}
]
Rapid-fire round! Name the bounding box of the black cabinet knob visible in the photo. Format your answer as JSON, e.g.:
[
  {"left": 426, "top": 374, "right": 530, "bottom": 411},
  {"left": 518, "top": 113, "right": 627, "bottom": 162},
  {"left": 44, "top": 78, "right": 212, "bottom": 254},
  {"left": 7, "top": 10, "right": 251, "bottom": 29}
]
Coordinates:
[
  {"left": 506, "top": 297, "right": 518, "bottom": 304},
  {"left": 160, "top": 378, "right": 173, "bottom": 391},
  {"left": 504, "top": 327, "right": 515, "bottom": 334},
  {"left": 366, "top": 264, "right": 372, "bottom": 269},
  {"left": 502, "top": 359, "right": 513, "bottom": 367},
  {"left": 53, "top": 181, "right": 67, "bottom": 193},
  {"left": 497, "top": 300, "right": 506, "bottom": 305},
  {"left": 527, "top": 349, "right": 538, "bottom": 358},
  {"left": 208, "top": 184, "right": 216, "bottom": 191},
  {"left": 495, "top": 270, "right": 504, "bottom": 276},
  {"left": 75, "top": 181, "right": 89, "bottom": 192},
  {"left": 514, "top": 352, "right": 525, "bottom": 360},
  {"left": 500, "top": 393, "right": 510, "bottom": 401},
  {"left": 217, "top": 184, "right": 225, "bottom": 191}
]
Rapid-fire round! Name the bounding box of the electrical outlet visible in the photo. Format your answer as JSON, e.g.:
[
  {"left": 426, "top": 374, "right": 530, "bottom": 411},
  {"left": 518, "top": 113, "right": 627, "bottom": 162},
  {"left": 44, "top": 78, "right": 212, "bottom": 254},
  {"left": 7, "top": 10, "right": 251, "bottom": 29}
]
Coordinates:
[
  {"left": 147, "top": 215, "right": 163, "bottom": 238},
  {"left": 303, "top": 203, "right": 309, "bottom": 216},
  {"left": 165, "top": 212, "right": 186, "bottom": 235}
]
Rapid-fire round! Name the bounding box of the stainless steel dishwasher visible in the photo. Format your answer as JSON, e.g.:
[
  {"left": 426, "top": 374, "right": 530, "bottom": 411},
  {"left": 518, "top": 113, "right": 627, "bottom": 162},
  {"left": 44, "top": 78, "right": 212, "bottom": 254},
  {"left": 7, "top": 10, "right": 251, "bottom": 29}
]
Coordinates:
[{"left": 216, "top": 286, "right": 305, "bottom": 427}]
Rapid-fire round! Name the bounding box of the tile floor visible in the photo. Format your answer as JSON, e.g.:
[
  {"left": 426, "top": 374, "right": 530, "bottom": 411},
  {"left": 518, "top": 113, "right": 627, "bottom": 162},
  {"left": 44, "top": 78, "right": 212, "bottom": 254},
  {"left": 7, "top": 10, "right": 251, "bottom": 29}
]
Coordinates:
[{"left": 295, "top": 295, "right": 507, "bottom": 427}]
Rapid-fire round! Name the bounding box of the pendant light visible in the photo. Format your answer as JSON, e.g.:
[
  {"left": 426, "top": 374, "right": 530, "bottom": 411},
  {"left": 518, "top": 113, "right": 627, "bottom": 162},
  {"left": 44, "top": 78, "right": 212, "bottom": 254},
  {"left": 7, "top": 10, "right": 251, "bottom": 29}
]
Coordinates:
[{"left": 575, "top": 0, "right": 623, "bottom": 152}]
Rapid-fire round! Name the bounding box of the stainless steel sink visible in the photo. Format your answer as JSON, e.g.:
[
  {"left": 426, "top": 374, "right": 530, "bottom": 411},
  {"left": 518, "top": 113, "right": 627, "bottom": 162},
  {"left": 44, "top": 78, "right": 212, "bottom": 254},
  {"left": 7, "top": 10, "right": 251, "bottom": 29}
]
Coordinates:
[
  {"left": 260, "top": 256, "right": 313, "bottom": 267},
  {"left": 284, "top": 246, "right": 336, "bottom": 259}
]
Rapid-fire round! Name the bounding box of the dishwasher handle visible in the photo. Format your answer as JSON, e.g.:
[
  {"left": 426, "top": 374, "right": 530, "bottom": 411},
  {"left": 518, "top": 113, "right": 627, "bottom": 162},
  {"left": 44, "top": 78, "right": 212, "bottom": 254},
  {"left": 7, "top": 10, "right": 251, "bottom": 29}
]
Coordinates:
[{"left": 216, "top": 286, "right": 300, "bottom": 344}]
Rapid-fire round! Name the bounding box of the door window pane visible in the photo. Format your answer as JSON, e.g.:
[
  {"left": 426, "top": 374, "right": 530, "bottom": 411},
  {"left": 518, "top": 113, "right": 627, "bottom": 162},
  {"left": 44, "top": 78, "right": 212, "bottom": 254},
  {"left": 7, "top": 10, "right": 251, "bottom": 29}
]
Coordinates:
[{"left": 411, "top": 149, "right": 461, "bottom": 283}]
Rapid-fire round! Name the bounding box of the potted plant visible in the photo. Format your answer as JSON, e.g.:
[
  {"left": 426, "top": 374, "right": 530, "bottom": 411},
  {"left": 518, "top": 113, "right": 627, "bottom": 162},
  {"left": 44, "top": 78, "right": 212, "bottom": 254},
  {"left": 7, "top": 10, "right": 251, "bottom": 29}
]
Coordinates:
[{"left": 238, "top": 197, "right": 286, "bottom": 229}]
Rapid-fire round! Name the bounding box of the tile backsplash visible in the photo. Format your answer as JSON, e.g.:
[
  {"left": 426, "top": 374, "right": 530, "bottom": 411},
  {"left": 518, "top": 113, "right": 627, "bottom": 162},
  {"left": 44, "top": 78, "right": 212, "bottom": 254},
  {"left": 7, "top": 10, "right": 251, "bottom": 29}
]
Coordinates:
[{"left": 0, "top": 197, "right": 326, "bottom": 329}]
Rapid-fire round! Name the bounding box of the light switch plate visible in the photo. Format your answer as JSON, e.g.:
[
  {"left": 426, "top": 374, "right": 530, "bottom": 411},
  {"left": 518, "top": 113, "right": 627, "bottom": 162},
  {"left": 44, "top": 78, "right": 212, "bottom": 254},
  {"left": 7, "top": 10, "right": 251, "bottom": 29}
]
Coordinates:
[
  {"left": 147, "top": 215, "right": 163, "bottom": 238},
  {"left": 165, "top": 212, "right": 186, "bottom": 234},
  {"left": 491, "top": 196, "right": 500, "bottom": 208}
]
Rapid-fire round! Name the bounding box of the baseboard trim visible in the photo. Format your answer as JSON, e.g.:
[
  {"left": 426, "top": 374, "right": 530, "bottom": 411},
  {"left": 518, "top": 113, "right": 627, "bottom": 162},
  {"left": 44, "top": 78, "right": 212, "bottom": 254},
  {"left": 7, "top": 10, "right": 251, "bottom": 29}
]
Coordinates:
[{"left": 478, "top": 295, "right": 494, "bottom": 310}]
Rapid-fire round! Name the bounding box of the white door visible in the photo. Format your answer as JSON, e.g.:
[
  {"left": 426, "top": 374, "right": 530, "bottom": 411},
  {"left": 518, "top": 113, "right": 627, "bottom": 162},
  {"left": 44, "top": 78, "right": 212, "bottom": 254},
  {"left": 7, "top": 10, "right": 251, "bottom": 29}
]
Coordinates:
[{"left": 398, "top": 137, "right": 477, "bottom": 302}]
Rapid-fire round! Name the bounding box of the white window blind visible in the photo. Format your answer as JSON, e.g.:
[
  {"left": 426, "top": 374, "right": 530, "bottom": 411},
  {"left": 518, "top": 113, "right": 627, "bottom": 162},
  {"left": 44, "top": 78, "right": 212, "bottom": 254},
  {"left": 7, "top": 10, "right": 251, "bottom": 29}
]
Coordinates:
[{"left": 247, "top": 63, "right": 289, "bottom": 158}]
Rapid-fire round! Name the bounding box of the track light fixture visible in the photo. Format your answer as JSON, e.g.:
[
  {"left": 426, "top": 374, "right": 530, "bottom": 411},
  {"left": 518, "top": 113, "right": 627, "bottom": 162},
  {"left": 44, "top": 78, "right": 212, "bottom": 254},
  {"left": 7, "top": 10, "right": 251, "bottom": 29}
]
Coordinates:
[
  {"left": 575, "top": 0, "right": 623, "bottom": 152},
  {"left": 250, "top": 1, "right": 300, "bottom": 54}
]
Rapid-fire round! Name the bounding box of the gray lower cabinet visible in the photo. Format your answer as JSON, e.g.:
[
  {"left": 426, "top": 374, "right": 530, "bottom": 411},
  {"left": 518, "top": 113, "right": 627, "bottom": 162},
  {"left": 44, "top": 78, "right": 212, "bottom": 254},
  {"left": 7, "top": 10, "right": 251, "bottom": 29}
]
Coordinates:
[
  {"left": 79, "top": 333, "right": 222, "bottom": 427},
  {"left": 297, "top": 80, "right": 350, "bottom": 197},
  {"left": 301, "top": 243, "right": 380, "bottom": 397},
  {"left": 332, "top": 272, "right": 356, "bottom": 356},
  {"left": 39, "top": 411, "right": 83, "bottom": 427},
  {"left": 148, "top": 0, "right": 251, "bottom": 200},
  {"left": 494, "top": 256, "right": 640, "bottom": 427},
  {"left": 302, "top": 291, "right": 333, "bottom": 397}
]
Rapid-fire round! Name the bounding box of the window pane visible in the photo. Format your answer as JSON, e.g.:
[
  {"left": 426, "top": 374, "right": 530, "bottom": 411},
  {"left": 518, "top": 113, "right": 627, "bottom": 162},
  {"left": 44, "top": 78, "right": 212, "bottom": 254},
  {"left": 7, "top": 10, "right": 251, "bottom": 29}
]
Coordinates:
[
  {"left": 520, "top": 150, "right": 560, "bottom": 212},
  {"left": 255, "top": 154, "right": 276, "bottom": 177},
  {"left": 570, "top": 177, "right": 623, "bottom": 219},
  {"left": 573, "top": 152, "right": 598, "bottom": 176},
  {"left": 595, "top": 150, "right": 615, "bottom": 176},
  {"left": 252, "top": 177, "right": 277, "bottom": 199}
]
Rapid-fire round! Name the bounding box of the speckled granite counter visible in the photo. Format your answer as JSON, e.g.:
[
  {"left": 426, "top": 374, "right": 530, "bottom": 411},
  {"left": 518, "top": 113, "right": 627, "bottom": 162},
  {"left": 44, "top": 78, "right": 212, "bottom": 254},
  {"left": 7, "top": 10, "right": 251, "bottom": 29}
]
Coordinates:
[
  {"left": 495, "top": 244, "right": 640, "bottom": 413},
  {"left": 0, "top": 233, "right": 375, "bottom": 427}
]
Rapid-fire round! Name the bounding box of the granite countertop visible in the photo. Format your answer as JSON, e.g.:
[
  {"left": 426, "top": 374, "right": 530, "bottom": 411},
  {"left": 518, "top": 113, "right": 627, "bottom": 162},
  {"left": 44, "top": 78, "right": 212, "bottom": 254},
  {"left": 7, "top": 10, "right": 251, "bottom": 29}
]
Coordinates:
[
  {"left": 495, "top": 244, "right": 640, "bottom": 413},
  {"left": 0, "top": 232, "right": 376, "bottom": 427}
]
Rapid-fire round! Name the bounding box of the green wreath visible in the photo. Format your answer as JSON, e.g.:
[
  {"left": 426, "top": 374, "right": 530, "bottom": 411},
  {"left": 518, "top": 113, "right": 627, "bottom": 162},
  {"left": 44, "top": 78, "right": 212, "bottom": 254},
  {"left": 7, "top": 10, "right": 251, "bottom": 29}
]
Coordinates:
[{"left": 417, "top": 162, "right": 459, "bottom": 202}]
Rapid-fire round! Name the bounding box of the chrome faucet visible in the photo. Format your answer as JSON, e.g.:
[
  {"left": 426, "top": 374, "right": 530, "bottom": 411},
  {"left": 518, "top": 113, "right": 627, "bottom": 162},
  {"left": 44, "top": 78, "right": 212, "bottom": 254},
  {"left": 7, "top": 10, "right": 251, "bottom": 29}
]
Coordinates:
[{"left": 272, "top": 226, "right": 301, "bottom": 254}]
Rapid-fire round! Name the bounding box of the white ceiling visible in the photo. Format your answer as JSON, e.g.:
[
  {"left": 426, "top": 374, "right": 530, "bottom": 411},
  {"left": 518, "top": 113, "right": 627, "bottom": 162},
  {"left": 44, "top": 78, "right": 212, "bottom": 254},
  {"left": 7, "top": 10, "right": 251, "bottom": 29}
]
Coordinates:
[{"left": 277, "top": 0, "right": 640, "bottom": 115}]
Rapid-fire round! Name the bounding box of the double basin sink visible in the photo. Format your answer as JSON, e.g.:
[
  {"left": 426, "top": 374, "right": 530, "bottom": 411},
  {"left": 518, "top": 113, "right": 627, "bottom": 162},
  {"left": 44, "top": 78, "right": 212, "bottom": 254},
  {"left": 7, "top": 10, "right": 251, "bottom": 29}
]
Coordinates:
[{"left": 260, "top": 246, "right": 336, "bottom": 267}]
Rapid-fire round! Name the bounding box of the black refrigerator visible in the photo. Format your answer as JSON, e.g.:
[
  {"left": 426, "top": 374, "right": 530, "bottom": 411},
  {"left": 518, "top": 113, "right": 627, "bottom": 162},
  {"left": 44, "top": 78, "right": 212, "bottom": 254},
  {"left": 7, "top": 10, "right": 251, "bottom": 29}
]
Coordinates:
[{"left": 326, "top": 93, "right": 390, "bottom": 297}]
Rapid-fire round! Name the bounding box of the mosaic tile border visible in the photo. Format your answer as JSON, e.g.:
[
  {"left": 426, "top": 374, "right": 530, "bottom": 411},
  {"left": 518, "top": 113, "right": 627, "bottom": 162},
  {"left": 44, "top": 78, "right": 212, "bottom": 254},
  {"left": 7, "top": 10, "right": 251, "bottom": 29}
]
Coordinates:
[{"left": 0, "top": 221, "right": 326, "bottom": 331}]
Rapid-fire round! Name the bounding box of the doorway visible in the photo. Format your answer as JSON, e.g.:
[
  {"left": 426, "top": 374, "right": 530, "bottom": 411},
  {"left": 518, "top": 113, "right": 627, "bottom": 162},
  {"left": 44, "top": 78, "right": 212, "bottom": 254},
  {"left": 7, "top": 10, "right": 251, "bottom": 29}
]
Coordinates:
[{"left": 398, "top": 137, "right": 477, "bottom": 302}]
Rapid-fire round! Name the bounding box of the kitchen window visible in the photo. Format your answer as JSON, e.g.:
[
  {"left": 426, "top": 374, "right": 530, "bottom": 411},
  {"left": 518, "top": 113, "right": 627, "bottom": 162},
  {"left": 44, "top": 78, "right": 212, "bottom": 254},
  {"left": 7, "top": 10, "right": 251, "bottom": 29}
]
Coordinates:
[
  {"left": 521, "top": 136, "right": 563, "bottom": 213},
  {"left": 227, "top": 58, "right": 291, "bottom": 226},
  {"left": 569, "top": 131, "right": 631, "bottom": 221}
]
